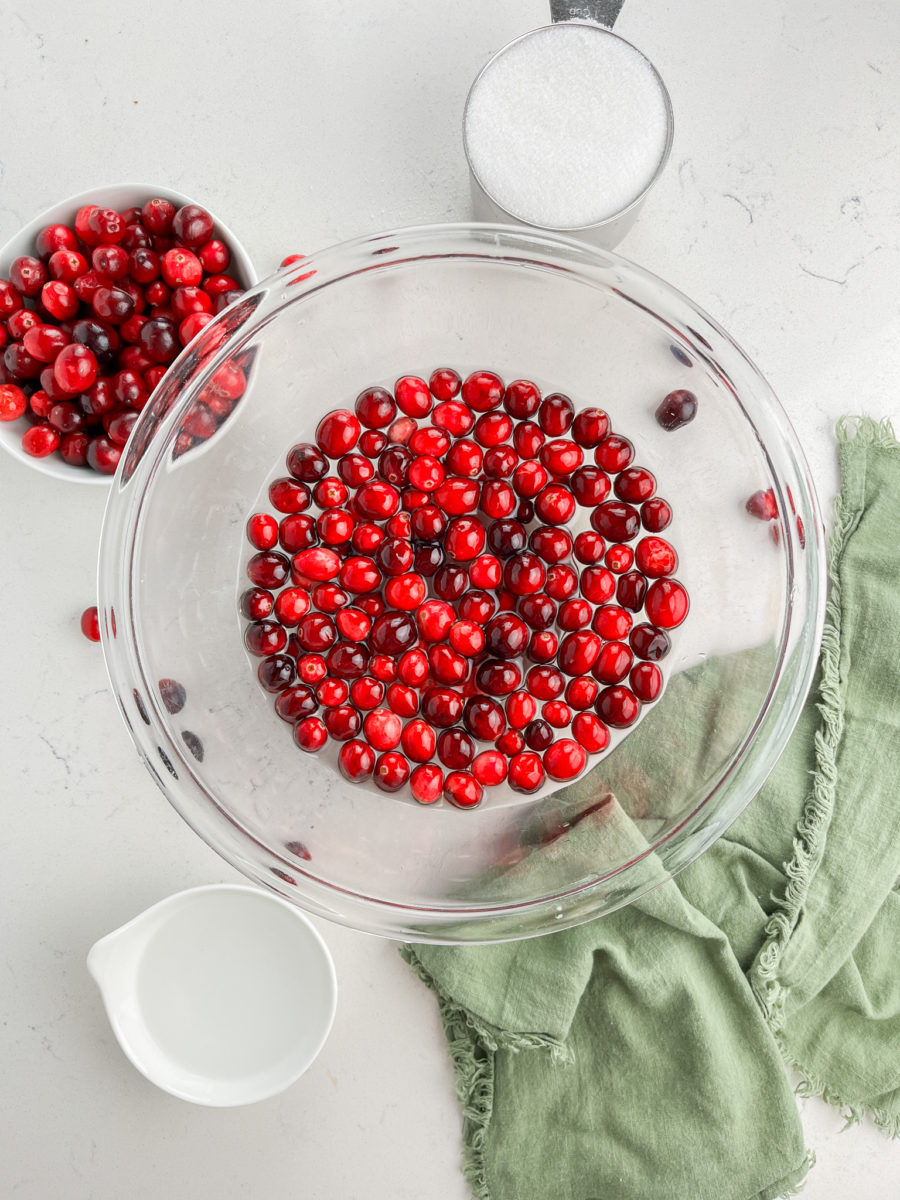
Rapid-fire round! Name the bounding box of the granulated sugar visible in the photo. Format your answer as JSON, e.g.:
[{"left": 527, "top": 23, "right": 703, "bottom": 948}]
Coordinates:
[{"left": 465, "top": 24, "right": 670, "bottom": 229}]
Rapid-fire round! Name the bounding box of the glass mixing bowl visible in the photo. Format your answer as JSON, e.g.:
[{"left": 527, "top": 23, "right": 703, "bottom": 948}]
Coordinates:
[{"left": 98, "top": 224, "right": 825, "bottom": 943}]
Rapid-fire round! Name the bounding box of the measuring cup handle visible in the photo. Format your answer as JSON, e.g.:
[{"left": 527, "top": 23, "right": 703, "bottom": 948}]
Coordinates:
[{"left": 550, "top": 0, "right": 625, "bottom": 27}]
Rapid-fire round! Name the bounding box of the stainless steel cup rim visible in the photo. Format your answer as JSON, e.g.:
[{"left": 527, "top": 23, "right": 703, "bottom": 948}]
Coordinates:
[{"left": 462, "top": 22, "right": 675, "bottom": 235}]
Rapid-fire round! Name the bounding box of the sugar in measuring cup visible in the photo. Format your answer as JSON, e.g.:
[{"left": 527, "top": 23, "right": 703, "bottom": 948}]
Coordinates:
[
  {"left": 463, "top": 21, "right": 674, "bottom": 248},
  {"left": 87, "top": 884, "right": 337, "bottom": 1105}
]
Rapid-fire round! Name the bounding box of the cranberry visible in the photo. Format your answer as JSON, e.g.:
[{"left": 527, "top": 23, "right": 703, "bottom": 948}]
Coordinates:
[
  {"left": 405, "top": 454, "right": 442, "bottom": 492},
  {"left": 746, "top": 489, "right": 778, "bottom": 520},
  {"left": 472, "top": 411, "right": 512, "bottom": 447},
  {"left": 91, "top": 286, "right": 135, "bottom": 325},
  {"left": 280, "top": 513, "right": 318, "bottom": 553},
  {"left": 434, "top": 564, "right": 467, "bottom": 601},
  {"left": 172, "top": 204, "right": 215, "bottom": 247},
  {"left": 470, "top": 750, "right": 506, "bottom": 786},
  {"left": 258, "top": 654, "right": 296, "bottom": 693},
  {"left": 605, "top": 543, "right": 634, "bottom": 573},
  {"left": 287, "top": 442, "right": 328, "bottom": 482},
  {"left": 445, "top": 620, "right": 483, "bottom": 658},
  {"left": 327, "top": 641, "right": 369, "bottom": 678},
  {"left": 481, "top": 613, "right": 526, "bottom": 659},
  {"left": 297, "top": 613, "right": 337, "bottom": 653},
  {"left": 479, "top": 480, "right": 516, "bottom": 520},
  {"left": 629, "top": 661, "right": 661, "bottom": 703},
  {"left": 537, "top": 393, "right": 573, "bottom": 435},
  {"left": 505, "top": 691, "right": 537, "bottom": 729},
  {"left": 590, "top": 502, "right": 640, "bottom": 542},
  {"left": 462, "top": 696, "right": 505, "bottom": 741},
  {"left": 441, "top": 438, "right": 480, "bottom": 478},
  {"left": 275, "top": 685, "right": 318, "bottom": 722},
  {"left": 644, "top": 578, "right": 689, "bottom": 628},
  {"left": 641, "top": 497, "right": 672, "bottom": 533},
  {"left": 526, "top": 666, "right": 564, "bottom": 700},
  {"left": 358, "top": 595, "right": 385, "bottom": 619},
  {"left": 508, "top": 752, "right": 545, "bottom": 793},
  {"left": 161, "top": 248, "right": 203, "bottom": 288},
  {"left": 10, "top": 255, "right": 48, "bottom": 298},
  {"left": 656, "top": 389, "right": 698, "bottom": 430},
  {"left": 488, "top": 519, "right": 527, "bottom": 558},
  {"left": 350, "top": 676, "right": 385, "bottom": 710},
  {"left": 138, "top": 317, "right": 180, "bottom": 364},
  {"left": 318, "top": 508, "right": 356, "bottom": 546},
  {"left": 311, "top": 477, "right": 348, "bottom": 510},
  {"left": 409, "top": 504, "right": 444, "bottom": 542},
  {"left": 503, "top": 553, "right": 546, "bottom": 596},
  {"left": 275, "top": 588, "right": 311, "bottom": 626},
  {"left": 316, "top": 409, "right": 360, "bottom": 458},
  {"left": 617, "top": 571, "right": 648, "bottom": 612},
  {"left": 524, "top": 719, "right": 553, "bottom": 751},
  {"left": 614, "top": 467, "right": 656, "bottom": 504},
  {"left": 290, "top": 546, "right": 338, "bottom": 581},
  {"left": 311, "top": 583, "right": 347, "bottom": 614},
  {"left": 140, "top": 197, "right": 175, "bottom": 233},
  {"left": 246, "top": 551, "right": 289, "bottom": 588},
  {"left": 444, "top": 770, "right": 483, "bottom": 808},
  {"left": 571, "top": 408, "right": 610, "bottom": 447},
  {"left": 0, "top": 383, "right": 27, "bottom": 421},
  {"left": 571, "top": 466, "right": 611, "bottom": 507},
  {"left": 0, "top": 279, "right": 24, "bottom": 318},
  {"left": 592, "top": 605, "right": 632, "bottom": 640},
  {"left": 534, "top": 484, "right": 576, "bottom": 526},
  {"left": 370, "top": 610, "right": 418, "bottom": 654},
  {"left": 245, "top": 513, "right": 277, "bottom": 551},
  {"left": 428, "top": 644, "right": 469, "bottom": 686},
  {"left": 401, "top": 719, "right": 437, "bottom": 763},
  {"left": 323, "top": 705, "right": 361, "bottom": 741},
  {"left": 79, "top": 606, "right": 101, "bottom": 642},
  {"left": 356, "top": 480, "right": 400, "bottom": 519},
  {"left": 529, "top": 526, "right": 572, "bottom": 564},
  {"left": 546, "top": 564, "right": 578, "bottom": 601},
  {"left": 415, "top": 598, "right": 455, "bottom": 642},
  {"left": 350, "top": 522, "right": 384, "bottom": 554},
  {"left": 573, "top": 532, "right": 605, "bottom": 564},
  {"left": 628, "top": 623, "right": 670, "bottom": 661},
  {"left": 340, "top": 556, "right": 382, "bottom": 594},
  {"left": 437, "top": 728, "right": 475, "bottom": 769},
  {"left": 571, "top": 712, "right": 609, "bottom": 753},
  {"left": 419, "top": 687, "right": 462, "bottom": 728},
  {"left": 363, "top": 707, "right": 403, "bottom": 750},
  {"left": 512, "top": 461, "right": 548, "bottom": 499},
  {"left": 539, "top": 439, "right": 582, "bottom": 475},
  {"left": 635, "top": 536, "right": 677, "bottom": 578},
  {"left": 565, "top": 676, "right": 599, "bottom": 711},
  {"left": 518, "top": 593, "right": 556, "bottom": 631},
  {"left": 594, "top": 640, "right": 634, "bottom": 685},
  {"left": 336, "top": 607, "right": 372, "bottom": 641},
  {"left": 35, "top": 223, "right": 79, "bottom": 257},
  {"left": 513, "top": 421, "right": 544, "bottom": 460},
  {"left": 557, "top": 631, "right": 602, "bottom": 675},
  {"left": 294, "top": 716, "right": 329, "bottom": 751},
  {"left": 22, "top": 325, "right": 67, "bottom": 364},
  {"left": 457, "top": 370, "right": 501, "bottom": 412},
  {"left": 577, "top": 567, "right": 614, "bottom": 605},
  {"left": 496, "top": 729, "right": 525, "bottom": 757},
  {"left": 410, "top": 763, "right": 444, "bottom": 804},
  {"left": 414, "top": 543, "right": 444, "bottom": 576},
  {"left": 85, "top": 435, "right": 121, "bottom": 474},
  {"left": 469, "top": 554, "right": 502, "bottom": 589},
  {"left": 86, "top": 207, "right": 126, "bottom": 244},
  {"left": 596, "top": 685, "right": 641, "bottom": 728},
  {"left": 245, "top": 619, "right": 287, "bottom": 657},
  {"left": 483, "top": 446, "right": 517, "bottom": 479},
  {"left": 543, "top": 738, "right": 587, "bottom": 781},
  {"left": 40, "top": 280, "right": 78, "bottom": 321},
  {"left": 443, "top": 516, "right": 485, "bottom": 561},
  {"left": 474, "top": 659, "right": 521, "bottom": 696},
  {"left": 339, "top": 740, "right": 376, "bottom": 782},
  {"left": 297, "top": 655, "right": 328, "bottom": 685},
  {"left": 529, "top": 633, "right": 559, "bottom": 664},
  {"left": 384, "top": 572, "right": 426, "bottom": 610},
  {"left": 48, "top": 401, "right": 84, "bottom": 434}
]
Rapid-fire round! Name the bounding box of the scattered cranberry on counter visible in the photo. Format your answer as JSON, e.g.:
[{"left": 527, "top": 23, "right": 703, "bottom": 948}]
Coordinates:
[{"left": 241, "top": 369, "right": 692, "bottom": 806}]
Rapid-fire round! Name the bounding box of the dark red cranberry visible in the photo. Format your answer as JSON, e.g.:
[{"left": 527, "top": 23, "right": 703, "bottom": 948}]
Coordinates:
[
  {"left": 590, "top": 501, "right": 640, "bottom": 541},
  {"left": 534, "top": 484, "right": 576, "bottom": 526},
  {"left": 538, "top": 392, "right": 574, "bottom": 435},
  {"left": 516, "top": 500, "right": 535, "bottom": 524},
  {"left": 323, "top": 705, "right": 361, "bottom": 741},
  {"left": 503, "top": 553, "right": 546, "bottom": 596},
  {"left": 172, "top": 204, "right": 215, "bottom": 247},
  {"left": 485, "top": 613, "right": 529, "bottom": 659},
  {"left": 437, "top": 728, "right": 476, "bottom": 769},
  {"left": 513, "top": 420, "right": 545, "bottom": 460},
  {"left": 378, "top": 445, "right": 413, "bottom": 486},
  {"left": 596, "top": 685, "right": 641, "bottom": 728},
  {"left": 359, "top": 428, "right": 388, "bottom": 458},
  {"left": 91, "top": 286, "right": 135, "bottom": 325},
  {"left": 59, "top": 432, "right": 90, "bottom": 466},
  {"left": 629, "top": 624, "right": 671, "bottom": 660},
  {"left": 375, "top": 536, "right": 414, "bottom": 576},
  {"left": 461, "top": 370, "right": 504, "bottom": 412},
  {"left": 245, "top": 619, "right": 287, "bottom": 656},
  {"left": 614, "top": 467, "right": 656, "bottom": 504},
  {"left": 571, "top": 407, "right": 610, "bottom": 447},
  {"left": 339, "top": 740, "right": 376, "bottom": 782},
  {"left": 474, "top": 659, "right": 521, "bottom": 696},
  {"left": 429, "top": 367, "right": 461, "bottom": 400},
  {"left": 328, "top": 642, "right": 369, "bottom": 679},
  {"left": 287, "top": 442, "right": 328, "bottom": 482},
  {"left": 247, "top": 551, "right": 290, "bottom": 588},
  {"left": 524, "top": 719, "right": 553, "bottom": 751},
  {"left": 370, "top": 610, "right": 418, "bottom": 654},
  {"left": 519, "top": 593, "right": 556, "bottom": 631},
  {"left": 501, "top": 378, "right": 539, "bottom": 419},
  {"left": 641, "top": 497, "right": 672, "bottom": 532},
  {"left": 593, "top": 641, "right": 634, "bottom": 685},
  {"left": 434, "top": 565, "right": 467, "bottom": 601},
  {"left": 85, "top": 435, "right": 121, "bottom": 474},
  {"left": 656, "top": 389, "right": 698, "bottom": 430},
  {"left": 617, "top": 571, "right": 648, "bottom": 612},
  {"left": 280, "top": 514, "right": 318, "bottom": 553},
  {"left": 428, "top": 644, "right": 469, "bottom": 686},
  {"left": 275, "top": 684, "right": 318, "bottom": 722},
  {"left": 571, "top": 466, "right": 611, "bottom": 507},
  {"left": 297, "top": 613, "right": 338, "bottom": 653},
  {"left": 420, "top": 687, "right": 463, "bottom": 728},
  {"left": 529, "top": 526, "right": 572, "bottom": 564},
  {"left": 488, "top": 519, "right": 527, "bottom": 558},
  {"left": 258, "top": 654, "right": 296, "bottom": 692},
  {"left": 483, "top": 445, "right": 518, "bottom": 478}
]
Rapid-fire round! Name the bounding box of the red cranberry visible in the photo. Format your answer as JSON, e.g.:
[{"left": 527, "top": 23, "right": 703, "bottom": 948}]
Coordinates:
[
  {"left": 578, "top": 567, "right": 614, "bottom": 605},
  {"left": 334, "top": 607, "right": 371, "bottom": 641},
  {"left": 565, "top": 676, "right": 599, "bottom": 711},
  {"left": 415, "top": 599, "right": 455, "bottom": 642},
  {"left": 316, "top": 409, "right": 360, "bottom": 458},
  {"left": 543, "top": 738, "right": 587, "bottom": 781},
  {"left": 594, "top": 435, "right": 634, "bottom": 474},
  {"left": 353, "top": 385, "right": 396, "bottom": 430},
  {"left": 574, "top": 531, "right": 605, "bottom": 564},
  {"left": 635, "top": 536, "right": 677, "bottom": 578},
  {"left": 280, "top": 514, "right": 318, "bottom": 553},
  {"left": 363, "top": 707, "right": 403, "bottom": 751},
  {"left": 474, "top": 659, "right": 521, "bottom": 696},
  {"left": 538, "top": 392, "right": 574, "bottom": 435},
  {"left": 428, "top": 644, "right": 469, "bottom": 686},
  {"left": 405, "top": 710, "right": 441, "bottom": 758},
  {"left": 444, "top": 771, "right": 483, "bottom": 809},
  {"left": 384, "top": 572, "right": 427, "bottom": 610},
  {"left": 287, "top": 442, "right": 328, "bottom": 482},
  {"left": 297, "top": 655, "right": 328, "bottom": 685},
  {"left": 557, "top": 631, "right": 602, "bottom": 675},
  {"left": 656, "top": 389, "right": 698, "bottom": 430},
  {"left": 593, "top": 641, "right": 633, "bottom": 685},
  {"left": 316, "top": 508, "right": 355, "bottom": 546},
  {"left": 571, "top": 407, "right": 610, "bottom": 447},
  {"left": 442, "top": 516, "right": 484, "bottom": 562},
  {"left": 393, "top": 375, "right": 431, "bottom": 418},
  {"left": 350, "top": 676, "right": 385, "bottom": 710},
  {"left": 590, "top": 502, "right": 640, "bottom": 541},
  {"left": 339, "top": 556, "right": 382, "bottom": 594},
  {"left": 614, "top": 467, "right": 656, "bottom": 504},
  {"left": 86, "top": 207, "right": 126, "bottom": 244},
  {"left": 378, "top": 446, "right": 414, "bottom": 488},
  {"left": 34, "top": 223, "right": 79, "bottom": 257},
  {"left": 339, "top": 740, "right": 376, "bottom": 782},
  {"left": 438, "top": 728, "right": 476, "bottom": 769},
  {"left": 571, "top": 712, "right": 609, "bottom": 753},
  {"left": 518, "top": 593, "right": 556, "bottom": 631},
  {"left": 0, "top": 278, "right": 24, "bottom": 317},
  {"left": 245, "top": 619, "right": 287, "bottom": 656},
  {"left": 460, "top": 370, "right": 503, "bottom": 412},
  {"left": 310, "top": 583, "right": 348, "bottom": 613},
  {"left": 596, "top": 685, "right": 641, "bottom": 728},
  {"left": 274, "top": 685, "right": 318, "bottom": 722},
  {"left": 508, "top": 752, "right": 545, "bottom": 793},
  {"left": 641, "top": 497, "right": 672, "bottom": 532},
  {"left": 539, "top": 439, "right": 582, "bottom": 475},
  {"left": 746, "top": 489, "right": 778, "bottom": 520},
  {"left": 372, "top": 536, "right": 412, "bottom": 576},
  {"left": 505, "top": 691, "right": 537, "bottom": 729},
  {"left": 79, "top": 606, "right": 101, "bottom": 642},
  {"left": 40, "top": 280, "right": 79, "bottom": 321},
  {"left": 431, "top": 400, "right": 472, "bottom": 437},
  {"left": 534, "top": 484, "right": 576, "bottom": 526},
  {"left": 356, "top": 480, "right": 400, "bottom": 519},
  {"left": 483, "top": 445, "right": 518, "bottom": 479},
  {"left": 171, "top": 204, "right": 214, "bottom": 247},
  {"left": 513, "top": 421, "right": 545, "bottom": 460},
  {"left": 349, "top": 522, "right": 384, "bottom": 554},
  {"left": 471, "top": 750, "right": 507, "bottom": 786},
  {"left": 473, "top": 411, "right": 512, "bottom": 447},
  {"left": 85, "top": 435, "right": 122, "bottom": 474},
  {"left": 294, "top": 716, "right": 329, "bottom": 751},
  {"left": 571, "top": 466, "right": 611, "bottom": 507},
  {"left": 247, "top": 551, "right": 290, "bottom": 588},
  {"left": 247, "top": 512, "right": 279, "bottom": 550},
  {"left": 503, "top": 553, "right": 546, "bottom": 596},
  {"left": 468, "top": 554, "right": 502, "bottom": 589},
  {"left": 274, "top": 588, "right": 311, "bottom": 626},
  {"left": 427, "top": 366, "right": 461, "bottom": 400},
  {"left": 644, "top": 578, "right": 689, "bottom": 628},
  {"left": 526, "top": 666, "right": 564, "bottom": 700},
  {"left": 405, "top": 454, "right": 443, "bottom": 492},
  {"left": 297, "top": 613, "right": 338, "bottom": 653},
  {"left": 630, "top": 661, "right": 662, "bottom": 702},
  {"left": 291, "top": 546, "right": 339, "bottom": 581},
  {"left": 323, "top": 705, "right": 361, "bottom": 741},
  {"left": 258, "top": 654, "right": 296, "bottom": 693},
  {"left": 511, "top": 461, "right": 548, "bottom": 499},
  {"left": 370, "top": 610, "right": 418, "bottom": 654},
  {"left": 545, "top": 564, "right": 578, "bottom": 601},
  {"left": 410, "top": 763, "right": 444, "bottom": 804},
  {"left": 591, "top": 605, "right": 632, "bottom": 641},
  {"left": 529, "top": 527, "right": 572, "bottom": 565},
  {"left": 10, "top": 255, "right": 48, "bottom": 298},
  {"left": 49, "top": 402, "right": 85, "bottom": 435},
  {"left": 410, "top": 504, "right": 445, "bottom": 542},
  {"left": 60, "top": 432, "right": 90, "bottom": 466},
  {"left": 478, "top": 480, "right": 515, "bottom": 520},
  {"left": 605, "top": 543, "right": 634, "bottom": 573},
  {"left": 22, "top": 324, "right": 68, "bottom": 363}
]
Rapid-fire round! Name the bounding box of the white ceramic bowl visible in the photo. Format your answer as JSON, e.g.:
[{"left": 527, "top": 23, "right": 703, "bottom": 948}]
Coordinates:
[
  {"left": 0, "top": 183, "right": 257, "bottom": 485},
  {"left": 87, "top": 884, "right": 337, "bottom": 1106}
]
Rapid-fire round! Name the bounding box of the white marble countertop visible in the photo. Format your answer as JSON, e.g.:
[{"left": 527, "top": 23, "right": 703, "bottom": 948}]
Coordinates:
[{"left": 1, "top": 1, "right": 898, "bottom": 1196}]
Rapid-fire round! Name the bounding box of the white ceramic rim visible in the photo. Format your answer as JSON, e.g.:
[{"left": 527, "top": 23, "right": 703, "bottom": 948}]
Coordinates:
[
  {"left": 87, "top": 882, "right": 338, "bottom": 1106},
  {"left": 0, "top": 182, "right": 257, "bottom": 486}
]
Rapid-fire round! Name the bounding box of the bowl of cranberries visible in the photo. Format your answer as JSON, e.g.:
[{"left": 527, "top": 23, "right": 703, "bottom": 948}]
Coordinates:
[
  {"left": 97, "top": 224, "right": 824, "bottom": 942},
  {"left": 0, "top": 184, "right": 255, "bottom": 482}
]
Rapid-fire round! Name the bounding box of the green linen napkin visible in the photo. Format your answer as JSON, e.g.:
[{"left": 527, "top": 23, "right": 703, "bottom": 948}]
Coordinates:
[{"left": 403, "top": 418, "right": 900, "bottom": 1200}]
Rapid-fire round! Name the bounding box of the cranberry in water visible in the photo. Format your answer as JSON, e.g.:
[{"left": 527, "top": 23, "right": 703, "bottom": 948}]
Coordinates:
[
  {"left": 656, "top": 389, "right": 698, "bottom": 430},
  {"left": 596, "top": 685, "right": 641, "bottom": 728},
  {"left": 410, "top": 763, "right": 444, "bottom": 804},
  {"left": 644, "top": 579, "right": 690, "bottom": 628}
]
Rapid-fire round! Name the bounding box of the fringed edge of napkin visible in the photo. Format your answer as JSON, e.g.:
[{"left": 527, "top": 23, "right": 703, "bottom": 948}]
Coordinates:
[
  {"left": 400, "top": 945, "right": 571, "bottom": 1200},
  {"left": 751, "top": 415, "right": 900, "bottom": 1139}
]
